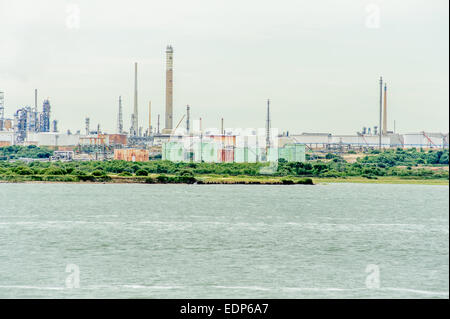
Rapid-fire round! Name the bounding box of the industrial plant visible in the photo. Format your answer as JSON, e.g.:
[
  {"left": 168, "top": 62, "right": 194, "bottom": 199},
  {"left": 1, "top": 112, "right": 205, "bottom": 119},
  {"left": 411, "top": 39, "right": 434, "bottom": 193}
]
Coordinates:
[{"left": 0, "top": 45, "right": 448, "bottom": 163}]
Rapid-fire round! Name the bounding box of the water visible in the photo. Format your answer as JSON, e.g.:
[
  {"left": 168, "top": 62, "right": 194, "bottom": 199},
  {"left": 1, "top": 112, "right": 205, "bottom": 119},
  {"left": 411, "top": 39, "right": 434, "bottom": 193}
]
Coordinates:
[{"left": 0, "top": 183, "right": 448, "bottom": 298}]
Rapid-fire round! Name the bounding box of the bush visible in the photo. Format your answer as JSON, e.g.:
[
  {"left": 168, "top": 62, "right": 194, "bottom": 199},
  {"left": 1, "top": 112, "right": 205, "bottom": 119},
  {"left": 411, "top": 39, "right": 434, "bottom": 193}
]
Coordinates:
[
  {"left": 0, "top": 145, "right": 52, "bottom": 159},
  {"left": 118, "top": 171, "right": 132, "bottom": 176},
  {"left": 178, "top": 169, "right": 194, "bottom": 177},
  {"left": 135, "top": 169, "right": 148, "bottom": 176},
  {"left": 174, "top": 175, "right": 197, "bottom": 184},
  {"left": 157, "top": 174, "right": 169, "bottom": 183},
  {"left": 15, "top": 167, "right": 33, "bottom": 175},
  {"left": 145, "top": 177, "right": 155, "bottom": 183},
  {"left": 297, "top": 178, "right": 314, "bottom": 185},
  {"left": 92, "top": 170, "right": 105, "bottom": 177},
  {"left": 439, "top": 152, "right": 449, "bottom": 164},
  {"left": 70, "top": 170, "right": 85, "bottom": 176},
  {"left": 95, "top": 175, "right": 111, "bottom": 182},
  {"left": 281, "top": 179, "right": 294, "bottom": 185},
  {"left": 78, "top": 175, "right": 96, "bottom": 182},
  {"left": 131, "top": 164, "right": 141, "bottom": 172},
  {"left": 42, "top": 175, "right": 78, "bottom": 182},
  {"left": 44, "top": 168, "right": 65, "bottom": 175},
  {"left": 37, "top": 152, "right": 51, "bottom": 158}
]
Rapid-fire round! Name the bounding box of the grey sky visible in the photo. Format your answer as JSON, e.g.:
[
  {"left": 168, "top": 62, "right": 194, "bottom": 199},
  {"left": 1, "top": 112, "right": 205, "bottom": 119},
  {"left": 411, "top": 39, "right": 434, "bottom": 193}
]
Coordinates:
[{"left": 0, "top": 0, "right": 448, "bottom": 134}]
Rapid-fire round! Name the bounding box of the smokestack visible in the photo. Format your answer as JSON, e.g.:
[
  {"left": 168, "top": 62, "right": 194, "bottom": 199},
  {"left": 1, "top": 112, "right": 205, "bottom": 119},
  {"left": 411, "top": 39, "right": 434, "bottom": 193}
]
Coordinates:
[
  {"left": 34, "top": 89, "right": 37, "bottom": 112},
  {"left": 157, "top": 114, "right": 160, "bottom": 134},
  {"left": 266, "top": 99, "right": 271, "bottom": 150},
  {"left": 186, "top": 105, "right": 190, "bottom": 135},
  {"left": 133, "top": 62, "right": 138, "bottom": 136},
  {"left": 379, "top": 76, "right": 383, "bottom": 149},
  {"left": 0, "top": 91, "right": 4, "bottom": 130},
  {"left": 148, "top": 101, "right": 152, "bottom": 136},
  {"left": 221, "top": 118, "right": 224, "bottom": 135},
  {"left": 165, "top": 45, "right": 174, "bottom": 132},
  {"left": 383, "top": 83, "right": 387, "bottom": 135},
  {"left": 117, "top": 96, "right": 123, "bottom": 134}
]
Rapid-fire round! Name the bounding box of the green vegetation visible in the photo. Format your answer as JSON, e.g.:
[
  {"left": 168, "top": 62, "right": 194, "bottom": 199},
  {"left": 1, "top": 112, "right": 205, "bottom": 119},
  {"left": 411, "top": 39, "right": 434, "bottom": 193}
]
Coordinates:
[
  {"left": 0, "top": 145, "right": 52, "bottom": 160},
  {"left": 360, "top": 148, "right": 449, "bottom": 166},
  {"left": 135, "top": 169, "right": 149, "bottom": 176},
  {"left": 276, "top": 149, "right": 449, "bottom": 180},
  {"left": 0, "top": 146, "right": 448, "bottom": 184}
]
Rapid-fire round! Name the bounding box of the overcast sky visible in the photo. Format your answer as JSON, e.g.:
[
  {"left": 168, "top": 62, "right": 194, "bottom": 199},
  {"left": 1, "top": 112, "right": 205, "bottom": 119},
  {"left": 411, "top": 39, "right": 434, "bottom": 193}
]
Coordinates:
[{"left": 0, "top": 0, "right": 448, "bottom": 134}]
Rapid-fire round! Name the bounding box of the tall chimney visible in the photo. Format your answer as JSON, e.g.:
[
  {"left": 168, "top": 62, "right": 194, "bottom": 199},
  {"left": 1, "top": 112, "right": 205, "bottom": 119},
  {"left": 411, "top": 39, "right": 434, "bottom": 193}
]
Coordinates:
[
  {"left": 34, "top": 89, "right": 38, "bottom": 112},
  {"left": 165, "top": 45, "right": 174, "bottom": 132},
  {"left": 148, "top": 101, "right": 152, "bottom": 136},
  {"left": 266, "top": 99, "right": 271, "bottom": 150},
  {"left": 157, "top": 114, "right": 160, "bottom": 134},
  {"left": 186, "top": 105, "right": 190, "bottom": 135},
  {"left": 379, "top": 76, "right": 383, "bottom": 149},
  {"left": 382, "top": 83, "right": 387, "bottom": 135},
  {"left": 0, "top": 91, "right": 4, "bottom": 130},
  {"left": 133, "top": 62, "right": 138, "bottom": 136},
  {"left": 117, "top": 96, "right": 123, "bottom": 134}
]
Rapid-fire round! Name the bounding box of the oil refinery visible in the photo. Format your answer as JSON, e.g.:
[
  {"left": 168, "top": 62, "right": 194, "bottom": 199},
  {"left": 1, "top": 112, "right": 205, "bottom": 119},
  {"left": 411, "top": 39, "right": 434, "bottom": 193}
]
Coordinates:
[{"left": 0, "top": 45, "right": 448, "bottom": 163}]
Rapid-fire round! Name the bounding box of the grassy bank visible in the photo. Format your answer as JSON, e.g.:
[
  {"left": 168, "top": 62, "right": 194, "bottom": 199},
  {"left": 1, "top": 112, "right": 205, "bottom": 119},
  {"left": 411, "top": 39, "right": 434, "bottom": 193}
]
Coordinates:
[
  {"left": 0, "top": 174, "right": 314, "bottom": 185},
  {"left": 1, "top": 173, "right": 448, "bottom": 185},
  {"left": 313, "top": 176, "right": 449, "bottom": 185}
]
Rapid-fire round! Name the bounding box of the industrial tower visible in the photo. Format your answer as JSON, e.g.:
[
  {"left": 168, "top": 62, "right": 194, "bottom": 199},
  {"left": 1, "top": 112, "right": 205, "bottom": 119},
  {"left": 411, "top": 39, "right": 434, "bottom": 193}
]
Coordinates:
[
  {"left": 186, "top": 105, "right": 190, "bottom": 134},
  {"left": 165, "top": 45, "right": 174, "bottom": 133},
  {"left": 132, "top": 62, "right": 139, "bottom": 136},
  {"left": 34, "top": 89, "right": 37, "bottom": 112},
  {"left": 148, "top": 101, "right": 152, "bottom": 136},
  {"left": 378, "top": 76, "right": 383, "bottom": 148},
  {"left": 117, "top": 96, "right": 123, "bottom": 134},
  {"left": 0, "top": 91, "right": 4, "bottom": 130},
  {"left": 266, "top": 99, "right": 271, "bottom": 150},
  {"left": 40, "top": 99, "right": 51, "bottom": 132},
  {"left": 85, "top": 117, "right": 90, "bottom": 135},
  {"left": 382, "top": 83, "right": 388, "bottom": 135}
]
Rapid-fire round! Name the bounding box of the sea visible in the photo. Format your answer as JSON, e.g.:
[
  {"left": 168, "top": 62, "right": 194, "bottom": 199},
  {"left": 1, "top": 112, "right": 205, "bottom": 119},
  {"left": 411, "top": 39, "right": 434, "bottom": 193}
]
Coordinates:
[{"left": 0, "top": 183, "right": 448, "bottom": 298}]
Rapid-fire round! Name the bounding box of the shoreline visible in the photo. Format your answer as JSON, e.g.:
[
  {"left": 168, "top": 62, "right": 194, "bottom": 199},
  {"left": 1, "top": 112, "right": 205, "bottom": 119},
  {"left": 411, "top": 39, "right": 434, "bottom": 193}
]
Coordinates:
[{"left": 0, "top": 175, "right": 448, "bottom": 186}]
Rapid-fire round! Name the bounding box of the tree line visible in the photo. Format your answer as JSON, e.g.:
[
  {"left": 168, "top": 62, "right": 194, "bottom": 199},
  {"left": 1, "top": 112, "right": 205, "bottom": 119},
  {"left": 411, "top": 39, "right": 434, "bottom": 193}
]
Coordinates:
[{"left": 0, "top": 146, "right": 448, "bottom": 181}]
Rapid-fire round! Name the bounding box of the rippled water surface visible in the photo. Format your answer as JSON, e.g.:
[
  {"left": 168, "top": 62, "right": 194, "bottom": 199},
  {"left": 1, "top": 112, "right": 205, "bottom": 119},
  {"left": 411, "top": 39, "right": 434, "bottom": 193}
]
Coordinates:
[{"left": 0, "top": 183, "right": 448, "bottom": 298}]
